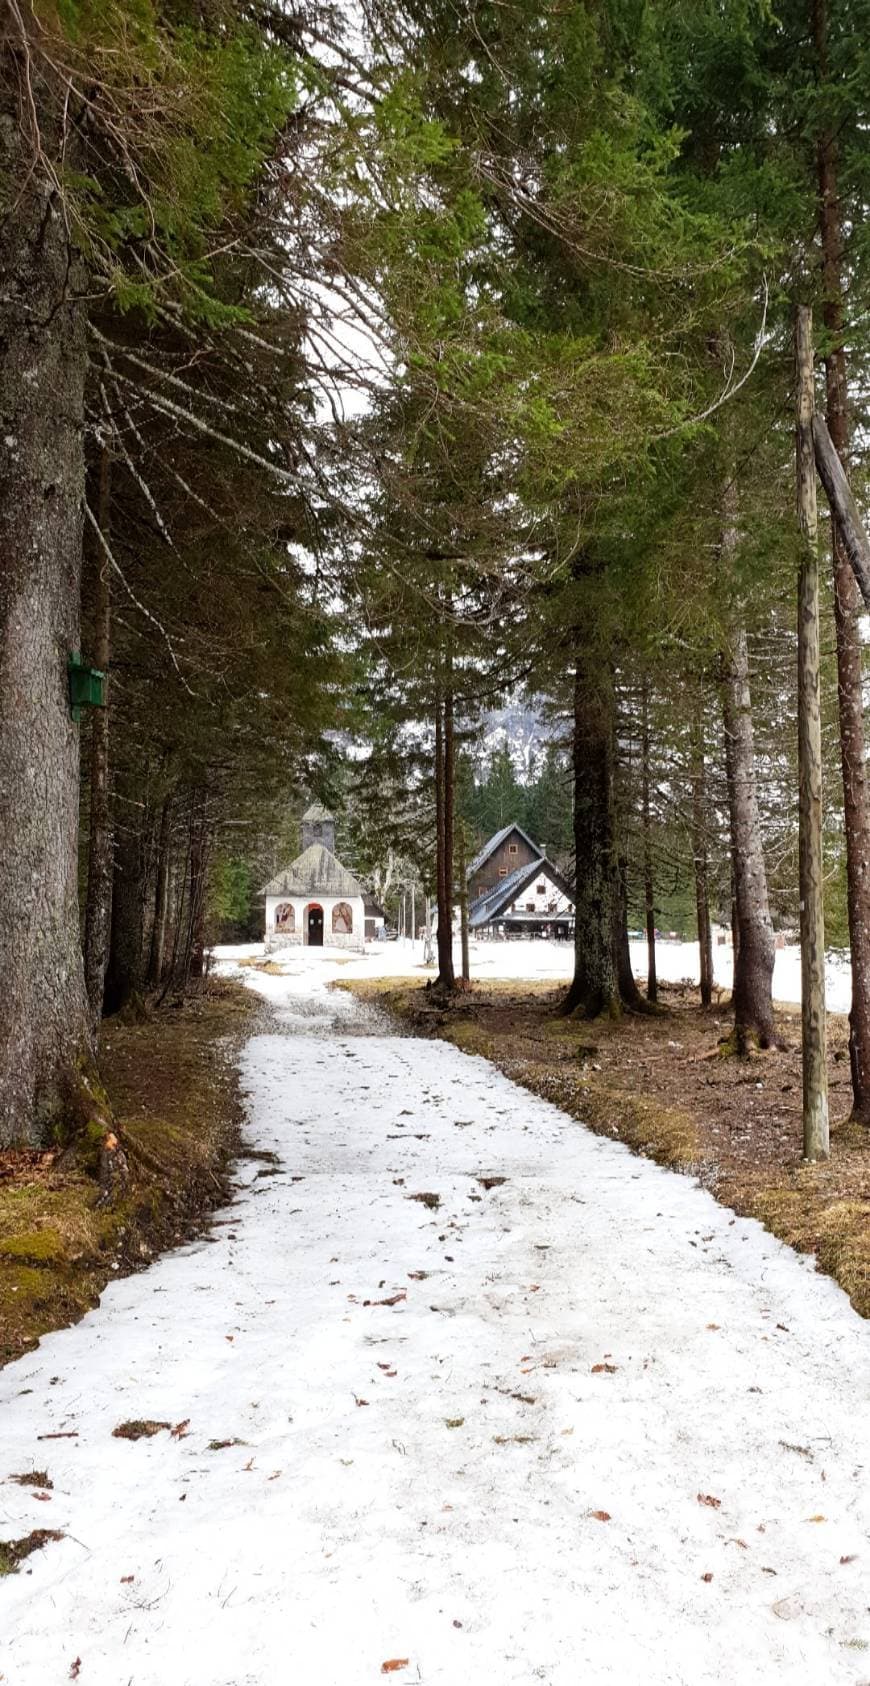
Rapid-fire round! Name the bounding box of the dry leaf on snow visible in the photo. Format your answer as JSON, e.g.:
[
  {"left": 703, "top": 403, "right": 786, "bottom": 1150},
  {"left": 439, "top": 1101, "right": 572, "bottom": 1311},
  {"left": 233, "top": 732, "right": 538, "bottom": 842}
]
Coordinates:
[
  {"left": 697, "top": 1493, "right": 721, "bottom": 1509},
  {"left": 380, "top": 1660, "right": 410, "bottom": 1674},
  {"left": 591, "top": 1363, "right": 618, "bottom": 1375}
]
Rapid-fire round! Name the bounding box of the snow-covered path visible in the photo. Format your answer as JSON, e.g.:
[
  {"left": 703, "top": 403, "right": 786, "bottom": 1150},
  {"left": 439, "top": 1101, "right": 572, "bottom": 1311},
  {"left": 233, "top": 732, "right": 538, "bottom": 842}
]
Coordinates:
[{"left": 3, "top": 963, "right": 870, "bottom": 1685}]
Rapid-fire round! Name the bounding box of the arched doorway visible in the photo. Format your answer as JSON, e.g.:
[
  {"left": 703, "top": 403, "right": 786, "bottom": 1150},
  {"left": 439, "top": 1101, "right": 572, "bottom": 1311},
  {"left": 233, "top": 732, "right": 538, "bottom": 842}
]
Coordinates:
[{"left": 306, "top": 903, "right": 324, "bottom": 947}]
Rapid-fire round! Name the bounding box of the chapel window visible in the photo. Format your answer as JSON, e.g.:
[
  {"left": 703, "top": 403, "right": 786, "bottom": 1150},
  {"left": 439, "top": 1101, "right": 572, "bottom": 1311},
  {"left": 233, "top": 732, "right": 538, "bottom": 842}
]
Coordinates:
[{"left": 332, "top": 901, "right": 353, "bottom": 935}]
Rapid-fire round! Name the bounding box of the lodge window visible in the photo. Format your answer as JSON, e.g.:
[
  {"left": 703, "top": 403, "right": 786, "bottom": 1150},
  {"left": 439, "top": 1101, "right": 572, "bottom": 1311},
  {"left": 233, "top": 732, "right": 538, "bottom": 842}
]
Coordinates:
[
  {"left": 499, "top": 867, "right": 508, "bottom": 878},
  {"left": 508, "top": 843, "right": 518, "bottom": 854},
  {"left": 537, "top": 883, "right": 546, "bottom": 894},
  {"left": 526, "top": 901, "right": 535, "bottom": 912}
]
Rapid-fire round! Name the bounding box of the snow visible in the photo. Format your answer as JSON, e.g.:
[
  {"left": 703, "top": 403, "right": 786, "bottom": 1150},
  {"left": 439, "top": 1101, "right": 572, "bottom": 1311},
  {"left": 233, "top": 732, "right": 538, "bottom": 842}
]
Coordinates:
[
  {"left": 213, "top": 933, "right": 854, "bottom": 1012},
  {"left": 3, "top": 955, "right": 870, "bottom": 1684}
]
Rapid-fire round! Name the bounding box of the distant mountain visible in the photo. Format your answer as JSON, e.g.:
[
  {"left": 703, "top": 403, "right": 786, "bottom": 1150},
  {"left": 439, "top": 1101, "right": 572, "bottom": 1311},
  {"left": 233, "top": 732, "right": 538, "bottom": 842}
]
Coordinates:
[{"left": 476, "top": 700, "right": 558, "bottom": 781}]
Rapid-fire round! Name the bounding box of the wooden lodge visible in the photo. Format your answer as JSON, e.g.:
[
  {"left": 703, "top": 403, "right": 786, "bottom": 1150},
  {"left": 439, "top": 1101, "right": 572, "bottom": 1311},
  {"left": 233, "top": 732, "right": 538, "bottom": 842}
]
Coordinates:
[{"left": 467, "top": 824, "right": 574, "bottom": 939}]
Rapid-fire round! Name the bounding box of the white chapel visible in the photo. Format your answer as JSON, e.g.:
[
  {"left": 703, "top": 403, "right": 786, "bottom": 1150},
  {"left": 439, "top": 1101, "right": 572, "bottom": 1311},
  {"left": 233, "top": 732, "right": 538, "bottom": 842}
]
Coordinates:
[{"left": 263, "top": 805, "right": 366, "bottom": 953}]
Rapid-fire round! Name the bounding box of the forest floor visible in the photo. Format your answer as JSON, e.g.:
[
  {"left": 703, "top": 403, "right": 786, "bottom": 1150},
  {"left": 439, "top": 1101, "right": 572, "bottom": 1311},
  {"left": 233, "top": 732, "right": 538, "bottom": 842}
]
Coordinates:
[
  {"left": 2, "top": 952, "right": 870, "bottom": 1683},
  {"left": 341, "top": 977, "right": 870, "bottom": 1322},
  {"left": 0, "top": 978, "right": 255, "bottom": 1367}
]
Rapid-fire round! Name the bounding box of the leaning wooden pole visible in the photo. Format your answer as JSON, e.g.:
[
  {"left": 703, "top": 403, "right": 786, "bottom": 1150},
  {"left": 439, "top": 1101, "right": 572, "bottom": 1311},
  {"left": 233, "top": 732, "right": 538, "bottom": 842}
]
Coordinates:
[
  {"left": 796, "top": 306, "right": 830, "bottom": 1161},
  {"left": 812, "top": 414, "right": 870, "bottom": 612}
]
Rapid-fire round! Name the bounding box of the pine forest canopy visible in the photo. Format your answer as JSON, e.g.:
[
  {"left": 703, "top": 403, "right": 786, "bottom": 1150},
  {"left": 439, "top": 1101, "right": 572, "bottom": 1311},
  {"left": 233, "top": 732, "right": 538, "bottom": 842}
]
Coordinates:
[{"left": 3, "top": 0, "right": 870, "bottom": 1160}]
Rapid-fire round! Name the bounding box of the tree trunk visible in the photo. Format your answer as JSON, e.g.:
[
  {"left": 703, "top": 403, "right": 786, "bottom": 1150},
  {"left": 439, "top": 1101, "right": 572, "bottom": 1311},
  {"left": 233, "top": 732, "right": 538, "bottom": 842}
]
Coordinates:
[
  {"left": 721, "top": 625, "right": 776, "bottom": 1051},
  {"left": 812, "top": 2, "right": 870, "bottom": 1119},
  {"left": 147, "top": 797, "right": 173, "bottom": 988},
  {"left": 458, "top": 822, "right": 471, "bottom": 983},
  {"left": 0, "top": 107, "right": 91, "bottom": 1146},
  {"left": 104, "top": 818, "right": 146, "bottom": 1016},
  {"left": 795, "top": 304, "right": 830, "bottom": 1159},
  {"left": 83, "top": 448, "right": 113, "bottom": 1031},
  {"left": 186, "top": 793, "right": 209, "bottom": 984},
  {"left": 641, "top": 678, "right": 657, "bottom": 1002},
  {"left": 561, "top": 653, "right": 620, "bottom": 1017},
  {"left": 433, "top": 692, "right": 455, "bottom": 990},
  {"left": 691, "top": 709, "right": 714, "bottom": 1009},
  {"left": 615, "top": 857, "right": 646, "bottom": 1010}
]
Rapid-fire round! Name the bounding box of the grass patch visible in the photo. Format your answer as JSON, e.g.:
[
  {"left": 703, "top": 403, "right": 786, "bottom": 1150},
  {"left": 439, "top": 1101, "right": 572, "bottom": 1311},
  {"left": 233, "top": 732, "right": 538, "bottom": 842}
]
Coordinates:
[
  {"left": 0, "top": 978, "right": 256, "bottom": 1367},
  {"left": 0, "top": 1529, "right": 64, "bottom": 1576}
]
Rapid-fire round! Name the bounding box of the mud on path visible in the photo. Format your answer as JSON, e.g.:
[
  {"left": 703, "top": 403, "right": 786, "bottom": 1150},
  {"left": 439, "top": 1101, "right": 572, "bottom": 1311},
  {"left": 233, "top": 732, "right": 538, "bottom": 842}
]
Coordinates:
[{"left": 2, "top": 958, "right": 870, "bottom": 1684}]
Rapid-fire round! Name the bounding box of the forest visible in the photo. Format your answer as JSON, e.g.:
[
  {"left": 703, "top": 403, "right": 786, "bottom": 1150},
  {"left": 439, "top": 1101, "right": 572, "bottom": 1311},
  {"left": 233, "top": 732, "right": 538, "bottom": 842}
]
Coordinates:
[{"left": 4, "top": 0, "right": 870, "bottom": 1175}]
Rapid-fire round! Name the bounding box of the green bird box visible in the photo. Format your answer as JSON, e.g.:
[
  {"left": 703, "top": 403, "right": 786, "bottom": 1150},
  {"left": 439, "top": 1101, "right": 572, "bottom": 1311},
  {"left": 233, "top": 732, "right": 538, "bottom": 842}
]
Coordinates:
[{"left": 68, "top": 654, "right": 106, "bottom": 721}]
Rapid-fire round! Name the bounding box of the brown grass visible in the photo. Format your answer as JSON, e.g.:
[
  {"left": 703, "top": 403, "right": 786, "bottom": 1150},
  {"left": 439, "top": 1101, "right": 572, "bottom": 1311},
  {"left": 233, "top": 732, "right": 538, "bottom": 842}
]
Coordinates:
[{"left": 0, "top": 978, "right": 256, "bottom": 1367}]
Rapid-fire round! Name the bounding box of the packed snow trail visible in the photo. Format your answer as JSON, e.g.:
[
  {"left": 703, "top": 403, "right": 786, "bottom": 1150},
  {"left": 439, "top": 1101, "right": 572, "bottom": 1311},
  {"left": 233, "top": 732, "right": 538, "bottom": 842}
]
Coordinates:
[{"left": 3, "top": 960, "right": 870, "bottom": 1685}]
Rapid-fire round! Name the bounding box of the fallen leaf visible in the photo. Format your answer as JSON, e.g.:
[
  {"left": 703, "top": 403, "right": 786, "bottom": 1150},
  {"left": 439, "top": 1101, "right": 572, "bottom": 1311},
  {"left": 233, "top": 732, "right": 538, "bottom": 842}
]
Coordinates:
[
  {"left": 706, "top": 1324, "right": 720, "bottom": 1331},
  {"left": 840, "top": 1554, "right": 858, "bottom": 1565},
  {"left": 806, "top": 1515, "right": 826, "bottom": 1523},
  {"left": 697, "top": 1494, "right": 722, "bottom": 1510},
  {"left": 354, "top": 1397, "right": 370, "bottom": 1407},
  {"left": 701, "top": 1572, "right": 713, "bottom": 1583},
  {"left": 591, "top": 1363, "right": 617, "bottom": 1375},
  {"left": 170, "top": 1420, "right": 190, "bottom": 1439},
  {"left": 363, "top": 1292, "right": 407, "bottom": 1308},
  {"left": 590, "top": 1510, "right": 611, "bottom": 1522},
  {"left": 69, "top": 1660, "right": 81, "bottom": 1680},
  {"left": 33, "top": 1492, "right": 52, "bottom": 1502},
  {"left": 380, "top": 1662, "right": 409, "bottom": 1675},
  {"left": 120, "top": 1575, "right": 134, "bottom": 1584},
  {"left": 445, "top": 1418, "right": 464, "bottom": 1429}
]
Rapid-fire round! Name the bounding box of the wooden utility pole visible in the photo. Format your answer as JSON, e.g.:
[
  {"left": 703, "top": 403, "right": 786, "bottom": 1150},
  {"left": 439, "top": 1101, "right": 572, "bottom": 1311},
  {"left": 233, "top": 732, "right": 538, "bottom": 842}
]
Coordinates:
[{"left": 795, "top": 305, "right": 829, "bottom": 1161}]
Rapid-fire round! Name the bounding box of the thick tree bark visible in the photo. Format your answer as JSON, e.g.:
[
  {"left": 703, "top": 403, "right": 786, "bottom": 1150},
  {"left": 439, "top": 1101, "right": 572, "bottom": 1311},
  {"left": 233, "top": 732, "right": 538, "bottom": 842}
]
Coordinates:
[
  {"left": 561, "top": 654, "right": 620, "bottom": 1017},
  {"left": 721, "top": 624, "right": 777, "bottom": 1051},
  {"left": 83, "top": 448, "right": 113, "bottom": 1030},
  {"left": 641, "top": 678, "right": 657, "bottom": 1002},
  {"left": 147, "top": 797, "right": 173, "bottom": 988},
  {"left": 0, "top": 105, "right": 91, "bottom": 1146},
  {"left": 811, "top": 7, "right": 870, "bottom": 1119},
  {"left": 795, "top": 305, "right": 830, "bottom": 1159},
  {"left": 103, "top": 819, "right": 146, "bottom": 1016},
  {"left": 691, "top": 710, "right": 714, "bottom": 1009}
]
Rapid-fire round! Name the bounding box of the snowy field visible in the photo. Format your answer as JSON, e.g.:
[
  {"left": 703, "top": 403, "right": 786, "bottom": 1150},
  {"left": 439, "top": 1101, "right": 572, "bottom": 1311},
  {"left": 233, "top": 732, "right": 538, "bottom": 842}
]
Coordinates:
[
  {"left": 214, "top": 933, "right": 855, "bottom": 1014},
  {"left": 3, "top": 955, "right": 870, "bottom": 1683}
]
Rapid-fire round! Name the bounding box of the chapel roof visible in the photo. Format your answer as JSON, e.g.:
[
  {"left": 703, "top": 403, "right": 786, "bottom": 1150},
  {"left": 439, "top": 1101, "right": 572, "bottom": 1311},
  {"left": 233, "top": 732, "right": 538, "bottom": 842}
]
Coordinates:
[
  {"left": 262, "top": 843, "right": 364, "bottom": 899},
  {"left": 302, "top": 802, "right": 334, "bottom": 823}
]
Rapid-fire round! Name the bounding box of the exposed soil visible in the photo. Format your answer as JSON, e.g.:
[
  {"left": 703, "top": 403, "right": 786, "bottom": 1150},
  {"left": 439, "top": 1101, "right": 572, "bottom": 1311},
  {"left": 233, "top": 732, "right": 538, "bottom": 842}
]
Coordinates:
[
  {"left": 0, "top": 978, "right": 257, "bottom": 1366},
  {"left": 338, "top": 976, "right": 870, "bottom": 1320}
]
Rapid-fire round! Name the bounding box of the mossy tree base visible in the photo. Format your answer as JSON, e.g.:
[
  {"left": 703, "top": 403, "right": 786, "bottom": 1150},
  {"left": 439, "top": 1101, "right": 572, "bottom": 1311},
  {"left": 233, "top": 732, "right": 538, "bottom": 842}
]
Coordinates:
[{"left": 0, "top": 978, "right": 255, "bottom": 1367}]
